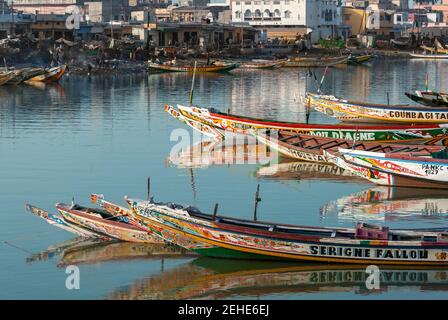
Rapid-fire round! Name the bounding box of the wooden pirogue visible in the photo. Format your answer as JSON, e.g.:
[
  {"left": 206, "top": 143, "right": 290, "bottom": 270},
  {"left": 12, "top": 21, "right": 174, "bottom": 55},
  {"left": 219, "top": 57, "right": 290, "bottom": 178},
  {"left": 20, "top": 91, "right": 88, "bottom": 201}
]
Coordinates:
[
  {"left": 405, "top": 91, "right": 448, "bottom": 107},
  {"left": 306, "top": 92, "right": 448, "bottom": 123},
  {"left": 166, "top": 104, "right": 448, "bottom": 143},
  {"left": 56, "top": 202, "right": 163, "bottom": 243},
  {"left": 147, "top": 62, "right": 239, "bottom": 73},
  {"left": 25, "top": 204, "right": 106, "bottom": 238},
  {"left": 91, "top": 194, "right": 216, "bottom": 251},
  {"left": 127, "top": 197, "right": 448, "bottom": 265},
  {"left": 25, "top": 64, "right": 67, "bottom": 83},
  {"left": 253, "top": 129, "right": 446, "bottom": 163},
  {"left": 282, "top": 55, "right": 348, "bottom": 67},
  {"left": 0, "top": 71, "right": 15, "bottom": 85},
  {"left": 334, "top": 148, "right": 448, "bottom": 189}
]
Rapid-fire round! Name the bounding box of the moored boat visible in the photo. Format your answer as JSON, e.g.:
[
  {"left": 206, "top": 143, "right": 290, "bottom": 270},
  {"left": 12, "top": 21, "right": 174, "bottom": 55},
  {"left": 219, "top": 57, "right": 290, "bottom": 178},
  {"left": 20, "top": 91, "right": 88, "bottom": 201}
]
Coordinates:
[
  {"left": 25, "top": 64, "right": 67, "bottom": 83},
  {"left": 409, "top": 52, "right": 448, "bottom": 59},
  {"left": 127, "top": 197, "right": 448, "bottom": 265},
  {"left": 6, "top": 67, "right": 46, "bottom": 85},
  {"left": 166, "top": 104, "right": 448, "bottom": 142},
  {"left": 147, "top": 62, "right": 239, "bottom": 73},
  {"left": 348, "top": 54, "right": 374, "bottom": 65},
  {"left": 239, "top": 60, "right": 284, "bottom": 69},
  {"left": 56, "top": 202, "right": 163, "bottom": 243},
  {"left": 0, "top": 71, "right": 15, "bottom": 86},
  {"left": 336, "top": 148, "right": 448, "bottom": 189},
  {"left": 306, "top": 92, "right": 448, "bottom": 124},
  {"left": 252, "top": 129, "right": 445, "bottom": 164},
  {"left": 405, "top": 91, "right": 448, "bottom": 107},
  {"left": 282, "top": 55, "right": 348, "bottom": 68},
  {"left": 25, "top": 204, "right": 107, "bottom": 238}
]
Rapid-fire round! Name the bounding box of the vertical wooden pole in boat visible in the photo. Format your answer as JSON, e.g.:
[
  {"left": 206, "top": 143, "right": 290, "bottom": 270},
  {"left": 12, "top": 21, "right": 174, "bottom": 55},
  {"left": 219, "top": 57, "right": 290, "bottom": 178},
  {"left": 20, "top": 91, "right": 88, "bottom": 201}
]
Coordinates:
[
  {"left": 213, "top": 203, "right": 218, "bottom": 219},
  {"left": 387, "top": 92, "right": 390, "bottom": 105},
  {"left": 318, "top": 66, "right": 328, "bottom": 94},
  {"left": 189, "top": 61, "right": 197, "bottom": 106},
  {"left": 147, "top": 176, "right": 151, "bottom": 201},
  {"left": 253, "top": 184, "right": 261, "bottom": 221},
  {"left": 425, "top": 73, "right": 429, "bottom": 92}
]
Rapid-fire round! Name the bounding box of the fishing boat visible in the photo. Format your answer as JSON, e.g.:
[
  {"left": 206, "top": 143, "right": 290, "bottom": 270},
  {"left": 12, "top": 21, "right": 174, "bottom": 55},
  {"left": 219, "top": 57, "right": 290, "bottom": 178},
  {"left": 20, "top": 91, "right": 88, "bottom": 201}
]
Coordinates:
[
  {"left": 347, "top": 54, "right": 373, "bottom": 65},
  {"left": 306, "top": 92, "right": 448, "bottom": 124},
  {"left": 420, "top": 38, "right": 448, "bottom": 54},
  {"left": 25, "top": 64, "right": 67, "bottom": 83},
  {"left": 409, "top": 52, "right": 448, "bottom": 59},
  {"left": 253, "top": 129, "right": 445, "bottom": 164},
  {"left": 147, "top": 62, "right": 239, "bottom": 73},
  {"left": 6, "top": 67, "right": 46, "bottom": 85},
  {"left": 336, "top": 147, "right": 448, "bottom": 189},
  {"left": 282, "top": 55, "right": 348, "bottom": 68},
  {"left": 56, "top": 202, "right": 163, "bottom": 243},
  {"left": 240, "top": 60, "right": 283, "bottom": 69},
  {"left": 405, "top": 91, "right": 448, "bottom": 107},
  {"left": 166, "top": 104, "right": 448, "bottom": 142},
  {"left": 127, "top": 197, "right": 448, "bottom": 265},
  {"left": 25, "top": 204, "right": 106, "bottom": 238},
  {"left": 0, "top": 71, "right": 15, "bottom": 85}
]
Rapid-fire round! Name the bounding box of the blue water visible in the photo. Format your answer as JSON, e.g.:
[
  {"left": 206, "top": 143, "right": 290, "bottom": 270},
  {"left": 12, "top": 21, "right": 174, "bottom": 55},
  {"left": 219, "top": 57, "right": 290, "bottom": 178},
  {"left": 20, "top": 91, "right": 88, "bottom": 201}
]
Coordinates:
[{"left": 1, "top": 59, "right": 448, "bottom": 299}]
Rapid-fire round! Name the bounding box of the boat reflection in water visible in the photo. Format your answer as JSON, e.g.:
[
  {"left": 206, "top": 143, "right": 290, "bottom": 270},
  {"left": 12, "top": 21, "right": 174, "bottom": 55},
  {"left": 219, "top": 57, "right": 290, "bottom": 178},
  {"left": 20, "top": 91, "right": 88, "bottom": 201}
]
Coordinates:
[
  {"left": 106, "top": 257, "right": 448, "bottom": 299},
  {"left": 166, "top": 138, "right": 274, "bottom": 169},
  {"left": 26, "top": 239, "right": 196, "bottom": 267},
  {"left": 256, "top": 160, "right": 364, "bottom": 182},
  {"left": 321, "top": 186, "right": 448, "bottom": 222}
]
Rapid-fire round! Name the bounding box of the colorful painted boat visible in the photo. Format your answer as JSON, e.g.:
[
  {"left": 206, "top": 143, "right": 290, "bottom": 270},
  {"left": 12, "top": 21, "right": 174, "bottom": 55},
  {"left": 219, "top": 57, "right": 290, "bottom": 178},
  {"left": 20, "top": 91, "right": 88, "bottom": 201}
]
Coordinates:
[
  {"left": 166, "top": 104, "right": 448, "bottom": 143},
  {"left": 409, "top": 52, "right": 448, "bottom": 59},
  {"left": 25, "top": 64, "right": 67, "bottom": 83},
  {"left": 306, "top": 92, "right": 448, "bottom": 124},
  {"left": 0, "top": 71, "right": 15, "bottom": 86},
  {"left": 405, "top": 91, "right": 448, "bottom": 107},
  {"left": 6, "top": 67, "right": 46, "bottom": 85},
  {"left": 25, "top": 204, "right": 106, "bottom": 238},
  {"left": 127, "top": 197, "right": 448, "bottom": 265},
  {"left": 348, "top": 54, "right": 373, "bottom": 65},
  {"left": 337, "top": 148, "right": 448, "bottom": 189},
  {"left": 147, "top": 62, "right": 239, "bottom": 73},
  {"left": 283, "top": 56, "right": 348, "bottom": 68},
  {"left": 165, "top": 104, "right": 222, "bottom": 138},
  {"left": 56, "top": 203, "right": 162, "bottom": 243},
  {"left": 253, "top": 129, "right": 445, "bottom": 164}
]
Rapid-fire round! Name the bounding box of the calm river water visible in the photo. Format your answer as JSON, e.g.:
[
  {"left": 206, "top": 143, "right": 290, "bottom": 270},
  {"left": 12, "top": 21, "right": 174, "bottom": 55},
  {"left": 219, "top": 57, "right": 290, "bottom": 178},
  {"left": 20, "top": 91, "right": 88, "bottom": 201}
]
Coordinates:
[{"left": 2, "top": 58, "right": 448, "bottom": 299}]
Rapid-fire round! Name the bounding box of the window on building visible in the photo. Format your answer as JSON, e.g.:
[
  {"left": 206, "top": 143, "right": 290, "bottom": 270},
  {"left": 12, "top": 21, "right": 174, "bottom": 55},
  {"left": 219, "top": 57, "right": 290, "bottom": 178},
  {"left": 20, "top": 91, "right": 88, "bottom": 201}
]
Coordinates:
[
  {"left": 284, "top": 10, "right": 291, "bottom": 19},
  {"left": 274, "top": 9, "right": 281, "bottom": 18},
  {"left": 254, "top": 9, "right": 261, "bottom": 18},
  {"left": 285, "top": 0, "right": 289, "bottom": 4},
  {"left": 235, "top": 10, "right": 241, "bottom": 19},
  {"left": 297, "top": 13, "right": 300, "bottom": 20},
  {"left": 244, "top": 9, "right": 252, "bottom": 20},
  {"left": 263, "top": 9, "right": 271, "bottom": 18}
]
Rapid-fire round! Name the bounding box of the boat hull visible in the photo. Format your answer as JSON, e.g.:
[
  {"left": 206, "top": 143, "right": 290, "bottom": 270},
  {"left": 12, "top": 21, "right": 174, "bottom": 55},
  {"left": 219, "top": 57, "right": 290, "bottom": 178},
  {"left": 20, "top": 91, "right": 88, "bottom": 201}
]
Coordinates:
[
  {"left": 307, "top": 93, "right": 448, "bottom": 124},
  {"left": 167, "top": 104, "right": 448, "bottom": 143},
  {"left": 148, "top": 62, "right": 239, "bottom": 73},
  {"left": 405, "top": 91, "right": 448, "bottom": 108},
  {"left": 129, "top": 199, "right": 448, "bottom": 265},
  {"left": 339, "top": 149, "right": 448, "bottom": 189},
  {"left": 57, "top": 204, "right": 161, "bottom": 243},
  {"left": 283, "top": 56, "right": 348, "bottom": 68}
]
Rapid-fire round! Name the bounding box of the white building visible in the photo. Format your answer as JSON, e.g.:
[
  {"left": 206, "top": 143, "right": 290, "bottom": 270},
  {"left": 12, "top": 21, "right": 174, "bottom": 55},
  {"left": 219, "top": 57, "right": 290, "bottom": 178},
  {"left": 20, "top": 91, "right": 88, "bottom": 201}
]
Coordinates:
[{"left": 231, "top": 0, "right": 343, "bottom": 42}]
